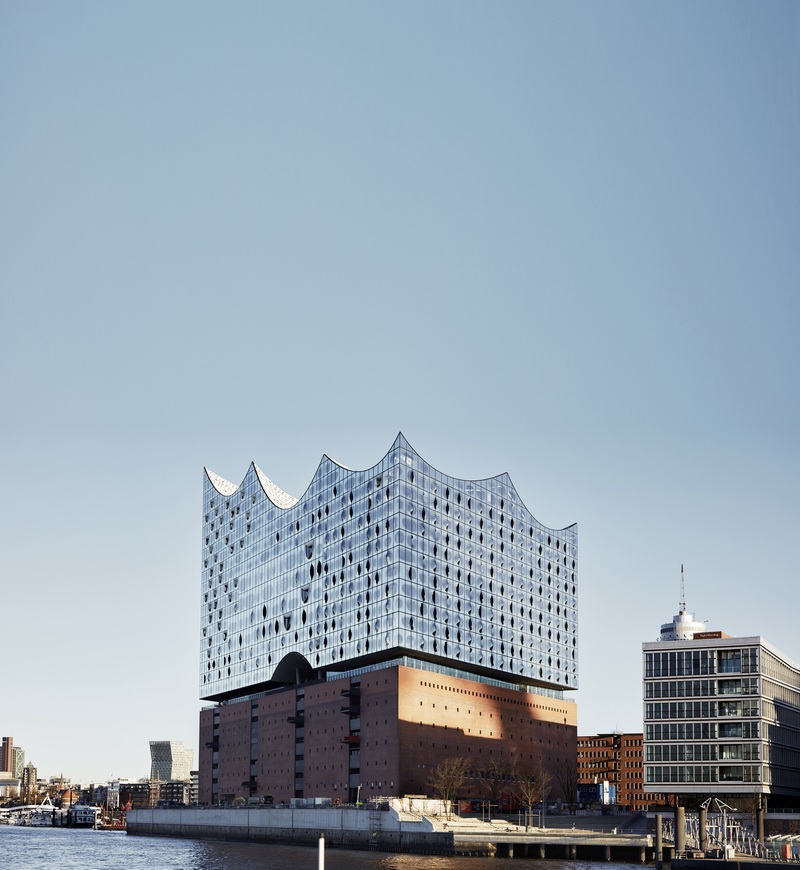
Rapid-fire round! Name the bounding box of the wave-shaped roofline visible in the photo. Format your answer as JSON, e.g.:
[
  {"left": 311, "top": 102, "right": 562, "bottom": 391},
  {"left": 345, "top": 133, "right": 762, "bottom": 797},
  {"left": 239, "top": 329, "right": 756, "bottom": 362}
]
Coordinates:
[{"left": 204, "top": 432, "right": 576, "bottom": 533}]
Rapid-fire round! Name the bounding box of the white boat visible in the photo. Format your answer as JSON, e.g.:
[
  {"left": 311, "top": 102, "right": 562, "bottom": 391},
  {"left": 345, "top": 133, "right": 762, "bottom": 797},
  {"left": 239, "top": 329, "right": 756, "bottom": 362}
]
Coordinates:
[
  {"left": 28, "top": 797, "right": 60, "bottom": 827},
  {"left": 0, "top": 798, "right": 100, "bottom": 829}
]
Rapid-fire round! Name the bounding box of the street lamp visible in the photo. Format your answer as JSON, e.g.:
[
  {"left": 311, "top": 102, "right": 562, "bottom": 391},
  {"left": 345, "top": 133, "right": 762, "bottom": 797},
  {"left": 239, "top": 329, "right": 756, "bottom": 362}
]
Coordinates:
[{"left": 540, "top": 791, "right": 546, "bottom": 829}]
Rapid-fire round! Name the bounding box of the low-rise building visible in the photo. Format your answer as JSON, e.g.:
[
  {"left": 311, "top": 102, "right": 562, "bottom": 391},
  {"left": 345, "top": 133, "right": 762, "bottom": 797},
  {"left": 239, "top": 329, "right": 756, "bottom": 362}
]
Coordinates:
[
  {"left": 159, "top": 780, "right": 192, "bottom": 805},
  {"left": 118, "top": 781, "right": 157, "bottom": 809},
  {"left": 578, "top": 732, "right": 667, "bottom": 811}
]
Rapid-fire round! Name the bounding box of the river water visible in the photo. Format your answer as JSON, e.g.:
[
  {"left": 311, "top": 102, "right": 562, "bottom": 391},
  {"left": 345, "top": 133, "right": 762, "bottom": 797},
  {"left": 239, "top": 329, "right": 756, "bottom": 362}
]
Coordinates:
[{"left": 0, "top": 826, "right": 646, "bottom": 870}]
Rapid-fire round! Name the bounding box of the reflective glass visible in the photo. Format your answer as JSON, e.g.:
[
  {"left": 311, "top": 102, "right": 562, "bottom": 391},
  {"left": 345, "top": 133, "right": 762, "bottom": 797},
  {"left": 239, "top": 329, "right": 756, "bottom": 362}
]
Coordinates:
[{"left": 201, "top": 434, "right": 578, "bottom": 700}]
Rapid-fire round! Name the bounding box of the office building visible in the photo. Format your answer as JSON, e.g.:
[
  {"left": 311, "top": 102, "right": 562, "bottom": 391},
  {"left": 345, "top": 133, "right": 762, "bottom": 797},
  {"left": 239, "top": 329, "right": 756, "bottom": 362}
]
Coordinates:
[
  {"left": 643, "top": 588, "right": 800, "bottom": 806},
  {"left": 150, "top": 740, "right": 194, "bottom": 782},
  {"left": 199, "top": 434, "right": 578, "bottom": 805}
]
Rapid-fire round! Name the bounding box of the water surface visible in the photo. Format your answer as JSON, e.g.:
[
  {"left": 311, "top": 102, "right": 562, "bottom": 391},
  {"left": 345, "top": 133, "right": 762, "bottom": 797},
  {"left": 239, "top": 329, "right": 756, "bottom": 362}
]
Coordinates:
[{"left": 0, "top": 825, "right": 647, "bottom": 870}]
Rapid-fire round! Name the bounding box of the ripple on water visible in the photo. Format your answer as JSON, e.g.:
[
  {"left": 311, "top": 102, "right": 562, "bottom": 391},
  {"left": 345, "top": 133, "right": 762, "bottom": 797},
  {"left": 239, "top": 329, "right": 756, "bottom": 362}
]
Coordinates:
[{"left": 0, "top": 826, "right": 647, "bottom": 870}]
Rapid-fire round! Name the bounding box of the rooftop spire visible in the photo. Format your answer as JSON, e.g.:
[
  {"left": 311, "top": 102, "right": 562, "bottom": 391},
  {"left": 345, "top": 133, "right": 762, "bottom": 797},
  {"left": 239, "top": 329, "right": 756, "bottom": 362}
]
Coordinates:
[
  {"left": 659, "top": 564, "right": 706, "bottom": 641},
  {"left": 680, "top": 563, "right": 686, "bottom": 613}
]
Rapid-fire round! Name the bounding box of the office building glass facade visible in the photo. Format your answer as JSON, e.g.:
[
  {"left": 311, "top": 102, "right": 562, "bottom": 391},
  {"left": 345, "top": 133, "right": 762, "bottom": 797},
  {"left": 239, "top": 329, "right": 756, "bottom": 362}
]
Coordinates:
[{"left": 643, "top": 636, "right": 800, "bottom": 798}]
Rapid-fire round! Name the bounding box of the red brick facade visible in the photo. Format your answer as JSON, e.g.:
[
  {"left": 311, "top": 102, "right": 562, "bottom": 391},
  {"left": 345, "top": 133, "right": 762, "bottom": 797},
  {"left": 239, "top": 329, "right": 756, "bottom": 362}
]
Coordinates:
[
  {"left": 200, "top": 664, "right": 576, "bottom": 806},
  {"left": 577, "top": 732, "right": 668, "bottom": 812}
]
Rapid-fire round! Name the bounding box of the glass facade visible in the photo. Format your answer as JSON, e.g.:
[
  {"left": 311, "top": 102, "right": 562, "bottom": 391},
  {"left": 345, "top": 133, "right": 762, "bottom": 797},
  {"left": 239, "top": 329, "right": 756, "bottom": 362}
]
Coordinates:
[
  {"left": 149, "top": 741, "right": 195, "bottom": 782},
  {"left": 201, "top": 433, "right": 578, "bottom": 702},
  {"left": 642, "top": 636, "right": 800, "bottom": 798}
]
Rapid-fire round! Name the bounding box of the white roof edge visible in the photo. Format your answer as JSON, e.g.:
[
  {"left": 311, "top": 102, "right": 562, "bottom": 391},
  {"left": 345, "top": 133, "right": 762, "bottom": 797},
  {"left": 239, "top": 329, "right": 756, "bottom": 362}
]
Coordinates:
[
  {"left": 205, "top": 469, "right": 238, "bottom": 496},
  {"left": 253, "top": 464, "right": 299, "bottom": 509}
]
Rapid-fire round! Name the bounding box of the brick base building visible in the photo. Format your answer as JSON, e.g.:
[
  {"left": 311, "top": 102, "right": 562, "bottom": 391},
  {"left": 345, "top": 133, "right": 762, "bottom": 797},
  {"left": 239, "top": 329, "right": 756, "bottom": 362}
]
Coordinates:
[{"left": 200, "top": 662, "right": 576, "bottom": 806}]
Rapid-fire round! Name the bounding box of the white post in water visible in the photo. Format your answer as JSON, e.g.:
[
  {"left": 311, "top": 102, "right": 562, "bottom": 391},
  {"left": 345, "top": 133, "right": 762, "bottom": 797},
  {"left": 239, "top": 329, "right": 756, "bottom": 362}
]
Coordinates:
[{"left": 319, "top": 832, "right": 325, "bottom": 870}]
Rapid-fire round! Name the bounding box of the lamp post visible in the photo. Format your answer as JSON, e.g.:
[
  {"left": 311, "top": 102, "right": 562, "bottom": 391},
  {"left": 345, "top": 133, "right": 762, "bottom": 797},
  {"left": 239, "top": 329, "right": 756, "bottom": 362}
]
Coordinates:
[{"left": 540, "top": 789, "right": 546, "bottom": 829}]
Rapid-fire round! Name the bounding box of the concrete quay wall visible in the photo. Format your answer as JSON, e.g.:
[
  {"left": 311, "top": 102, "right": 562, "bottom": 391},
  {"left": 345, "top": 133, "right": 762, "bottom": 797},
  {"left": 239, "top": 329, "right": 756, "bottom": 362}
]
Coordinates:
[
  {"left": 127, "top": 808, "right": 457, "bottom": 854},
  {"left": 127, "top": 808, "right": 654, "bottom": 860}
]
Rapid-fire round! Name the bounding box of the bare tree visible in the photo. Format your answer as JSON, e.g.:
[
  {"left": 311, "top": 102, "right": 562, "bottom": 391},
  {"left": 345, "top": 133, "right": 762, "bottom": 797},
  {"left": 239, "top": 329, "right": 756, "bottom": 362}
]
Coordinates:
[
  {"left": 554, "top": 757, "right": 579, "bottom": 815},
  {"left": 477, "top": 755, "right": 510, "bottom": 819},
  {"left": 738, "top": 793, "right": 761, "bottom": 832},
  {"left": 429, "top": 756, "right": 470, "bottom": 820},
  {"left": 513, "top": 756, "right": 552, "bottom": 830},
  {"left": 513, "top": 761, "right": 537, "bottom": 830}
]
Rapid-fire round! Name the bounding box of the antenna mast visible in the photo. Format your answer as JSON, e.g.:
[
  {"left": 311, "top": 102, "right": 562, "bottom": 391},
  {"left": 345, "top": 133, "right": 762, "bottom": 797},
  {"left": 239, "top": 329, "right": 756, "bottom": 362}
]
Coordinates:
[{"left": 680, "top": 564, "right": 686, "bottom": 612}]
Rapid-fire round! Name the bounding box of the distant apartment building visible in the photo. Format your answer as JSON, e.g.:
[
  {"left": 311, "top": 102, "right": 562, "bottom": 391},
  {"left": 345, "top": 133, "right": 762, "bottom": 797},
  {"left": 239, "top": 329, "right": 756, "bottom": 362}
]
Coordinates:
[
  {"left": 150, "top": 741, "right": 194, "bottom": 782},
  {"left": 87, "top": 782, "right": 110, "bottom": 806},
  {"left": 20, "top": 762, "right": 37, "bottom": 801},
  {"left": 199, "top": 435, "right": 579, "bottom": 806},
  {"left": 158, "top": 780, "right": 192, "bottom": 805},
  {"left": 11, "top": 748, "right": 24, "bottom": 779},
  {"left": 118, "top": 780, "right": 158, "bottom": 809},
  {"left": 0, "top": 737, "right": 23, "bottom": 778},
  {"left": 0, "top": 737, "right": 24, "bottom": 795},
  {"left": 643, "top": 585, "right": 800, "bottom": 806},
  {"left": 105, "top": 780, "right": 122, "bottom": 809},
  {"left": 577, "top": 732, "right": 666, "bottom": 811},
  {"left": 0, "top": 737, "right": 12, "bottom": 773}
]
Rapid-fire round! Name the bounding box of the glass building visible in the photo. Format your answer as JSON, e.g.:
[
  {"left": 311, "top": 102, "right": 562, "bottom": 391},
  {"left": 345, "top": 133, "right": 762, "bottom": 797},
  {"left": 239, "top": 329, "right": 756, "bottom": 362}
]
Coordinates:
[
  {"left": 200, "top": 435, "right": 579, "bottom": 805},
  {"left": 150, "top": 740, "right": 195, "bottom": 783},
  {"left": 201, "top": 433, "right": 578, "bottom": 702},
  {"left": 643, "top": 606, "right": 800, "bottom": 804}
]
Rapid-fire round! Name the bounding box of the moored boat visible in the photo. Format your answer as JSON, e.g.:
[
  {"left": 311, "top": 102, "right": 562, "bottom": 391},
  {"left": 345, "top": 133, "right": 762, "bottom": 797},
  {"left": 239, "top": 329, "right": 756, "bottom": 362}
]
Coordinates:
[
  {"left": 66, "top": 804, "right": 102, "bottom": 828},
  {"left": 28, "top": 796, "right": 61, "bottom": 827}
]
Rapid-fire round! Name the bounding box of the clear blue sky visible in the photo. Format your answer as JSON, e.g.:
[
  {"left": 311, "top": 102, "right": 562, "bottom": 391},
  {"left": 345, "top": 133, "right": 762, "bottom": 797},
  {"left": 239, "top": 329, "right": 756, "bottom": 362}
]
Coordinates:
[{"left": 1, "top": 1, "right": 798, "bottom": 784}]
